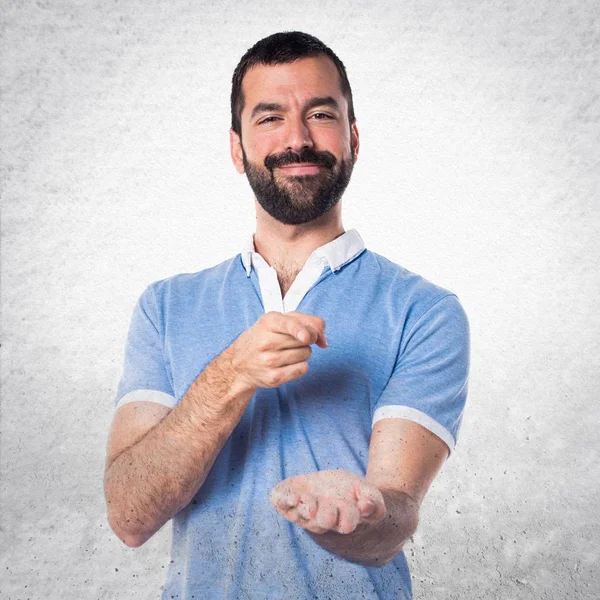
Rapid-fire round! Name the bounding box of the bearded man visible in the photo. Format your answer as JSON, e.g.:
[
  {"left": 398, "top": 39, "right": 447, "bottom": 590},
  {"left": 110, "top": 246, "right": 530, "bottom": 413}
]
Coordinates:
[{"left": 104, "top": 31, "right": 470, "bottom": 600}]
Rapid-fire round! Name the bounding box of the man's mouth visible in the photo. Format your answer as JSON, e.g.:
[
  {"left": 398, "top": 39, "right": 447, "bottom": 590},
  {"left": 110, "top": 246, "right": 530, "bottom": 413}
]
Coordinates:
[{"left": 277, "top": 163, "right": 322, "bottom": 175}]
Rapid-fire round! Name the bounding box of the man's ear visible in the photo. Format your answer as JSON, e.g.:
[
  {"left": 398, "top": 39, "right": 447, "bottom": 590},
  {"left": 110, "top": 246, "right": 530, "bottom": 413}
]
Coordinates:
[
  {"left": 230, "top": 129, "right": 245, "bottom": 174},
  {"left": 351, "top": 122, "right": 360, "bottom": 163}
]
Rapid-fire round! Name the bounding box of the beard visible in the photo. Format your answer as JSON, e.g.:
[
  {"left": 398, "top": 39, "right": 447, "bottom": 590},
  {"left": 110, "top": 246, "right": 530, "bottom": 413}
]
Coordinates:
[{"left": 242, "top": 145, "right": 354, "bottom": 225}]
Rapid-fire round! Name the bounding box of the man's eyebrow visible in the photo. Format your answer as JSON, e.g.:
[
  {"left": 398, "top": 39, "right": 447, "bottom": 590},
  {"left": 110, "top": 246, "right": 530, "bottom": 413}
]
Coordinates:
[
  {"left": 249, "top": 96, "right": 341, "bottom": 120},
  {"left": 250, "top": 102, "right": 286, "bottom": 120},
  {"left": 304, "top": 96, "right": 341, "bottom": 112}
]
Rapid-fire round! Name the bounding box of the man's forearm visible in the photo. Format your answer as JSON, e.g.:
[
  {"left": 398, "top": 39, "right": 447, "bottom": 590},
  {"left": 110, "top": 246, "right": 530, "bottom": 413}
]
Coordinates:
[
  {"left": 104, "top": 346, "right": 255, "bottom": 547},
  {"left": 308, "top": 489, "right": 420, "bottom": 566}
]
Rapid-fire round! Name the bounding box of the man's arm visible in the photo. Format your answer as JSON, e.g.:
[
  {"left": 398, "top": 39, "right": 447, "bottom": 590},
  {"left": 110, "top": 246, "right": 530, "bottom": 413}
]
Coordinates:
[
  {"left": 104, "top": 347, "right": 255, "bottom": 547},
  {"left": 270, "top": 417, "right": 449, "bottom": 566},
  {"left": 104, "top": 311, "right": 327, "bottom": 547}
]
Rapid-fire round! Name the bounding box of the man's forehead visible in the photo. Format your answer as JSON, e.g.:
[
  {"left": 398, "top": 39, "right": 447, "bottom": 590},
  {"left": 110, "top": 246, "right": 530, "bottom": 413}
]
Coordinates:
[{"left": 241, "top": 56, "right": 344, "bottom": 107}]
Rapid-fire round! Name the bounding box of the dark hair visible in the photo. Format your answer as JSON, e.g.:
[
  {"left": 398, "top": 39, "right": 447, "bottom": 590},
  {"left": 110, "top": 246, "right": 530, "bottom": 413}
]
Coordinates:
[{"left": 230, "top": 31, "right": 355, "bottom": 136}]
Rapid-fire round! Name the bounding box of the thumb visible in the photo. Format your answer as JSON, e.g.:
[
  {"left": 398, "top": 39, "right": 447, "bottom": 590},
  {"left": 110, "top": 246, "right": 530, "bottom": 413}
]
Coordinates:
[{"left": 355, "top": 482, "right": 386, "bottom": 522}]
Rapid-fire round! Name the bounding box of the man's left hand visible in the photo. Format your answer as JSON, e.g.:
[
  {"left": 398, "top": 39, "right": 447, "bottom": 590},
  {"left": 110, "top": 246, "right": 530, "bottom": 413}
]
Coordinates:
[{"left": 270, "top": 469, "right": 386, "bottom": 535}]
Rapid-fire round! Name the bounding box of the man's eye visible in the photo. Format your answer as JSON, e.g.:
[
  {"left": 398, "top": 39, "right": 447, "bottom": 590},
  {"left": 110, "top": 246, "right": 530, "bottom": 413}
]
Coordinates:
[
  {"left": 259, "top": 116, "right": 280, "bottom": 124},
  {"left": 311, "top": 113, "right": 334, "bottom": 120}
]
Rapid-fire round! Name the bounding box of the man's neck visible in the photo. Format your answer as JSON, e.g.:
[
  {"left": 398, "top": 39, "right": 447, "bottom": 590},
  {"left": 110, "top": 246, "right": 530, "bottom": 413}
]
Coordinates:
[{"left": 253, "top": 201, "right": 345, "bottom": 274}]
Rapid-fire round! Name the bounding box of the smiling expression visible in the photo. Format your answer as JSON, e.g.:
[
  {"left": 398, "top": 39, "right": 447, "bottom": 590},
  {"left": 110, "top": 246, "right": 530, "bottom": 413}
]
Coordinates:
[{"left": 230, "top": 56, "right": 359, "bottom": 225}]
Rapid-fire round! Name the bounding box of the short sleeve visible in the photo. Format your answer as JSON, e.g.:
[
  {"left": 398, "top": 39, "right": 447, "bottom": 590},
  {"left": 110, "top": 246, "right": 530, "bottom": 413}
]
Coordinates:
[
  {"left": 114, "top": 285, "right": 177, "bottom": 410},
  {"left": 373, "top": 294, "right": 470, "bottom": 454}
]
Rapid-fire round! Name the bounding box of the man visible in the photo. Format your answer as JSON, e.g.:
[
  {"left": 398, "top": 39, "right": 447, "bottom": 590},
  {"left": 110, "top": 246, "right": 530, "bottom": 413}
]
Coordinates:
[{"left": 104, "top": 31, "right": 470, "bottom": 599}]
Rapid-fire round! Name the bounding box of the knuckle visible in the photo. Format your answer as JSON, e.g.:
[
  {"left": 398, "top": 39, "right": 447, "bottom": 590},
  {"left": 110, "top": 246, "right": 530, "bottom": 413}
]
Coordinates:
[
  {"left": 312, "top": 316, "right": 326, "bottom": 329},
  {"left": 255, "top": 335, "right": 273, "bottom": 352},
  {"left": 260, "top": 311, "right": 280, "bottom": 326},
  {"left": 260, "top": 352, "right": 277, "bottom": 368},
  {"left": 265, "top": 310, "right": 281, "bottom": 319},
  {"left": 265, "top": 372, "right": 282, "bottom": 387}
]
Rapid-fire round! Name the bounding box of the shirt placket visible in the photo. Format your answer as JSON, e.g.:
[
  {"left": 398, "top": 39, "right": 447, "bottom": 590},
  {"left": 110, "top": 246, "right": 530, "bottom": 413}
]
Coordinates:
[
  {"left": 283, "top": 256, "right": 328, "bottom": 312},
  {"left": 252, "top": 253, "right": 328, "bottom": 314},
  {"left": 253, "top": 256, "right": 284, "bottom": 313}
]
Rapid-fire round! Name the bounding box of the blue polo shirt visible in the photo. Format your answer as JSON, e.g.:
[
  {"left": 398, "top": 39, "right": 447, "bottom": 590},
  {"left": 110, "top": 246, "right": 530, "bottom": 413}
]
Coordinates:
[{"left": 114, "top": 229, "right": 470, "bottom": 600}]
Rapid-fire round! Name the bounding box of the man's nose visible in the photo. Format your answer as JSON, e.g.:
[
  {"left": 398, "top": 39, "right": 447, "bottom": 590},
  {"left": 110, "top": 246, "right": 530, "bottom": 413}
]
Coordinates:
[{"left": 284, "top": 118, "right": 314, "bottom": 152}]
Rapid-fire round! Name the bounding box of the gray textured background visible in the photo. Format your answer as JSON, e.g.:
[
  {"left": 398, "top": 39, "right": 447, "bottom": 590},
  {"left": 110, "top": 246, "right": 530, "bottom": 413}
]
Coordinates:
[{"left": 1, "top": 1, "right": 599, "bottom": 598}]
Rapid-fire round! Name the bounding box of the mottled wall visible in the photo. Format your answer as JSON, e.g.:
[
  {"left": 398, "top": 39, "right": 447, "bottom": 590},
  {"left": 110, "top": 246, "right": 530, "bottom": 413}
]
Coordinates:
[{"left": 1, "top": 1, "right": 598, "bottom": 598}]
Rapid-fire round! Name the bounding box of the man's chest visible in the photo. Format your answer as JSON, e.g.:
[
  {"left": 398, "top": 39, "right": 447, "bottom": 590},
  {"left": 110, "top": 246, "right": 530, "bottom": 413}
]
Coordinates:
[{"left": 160, "top": 291, "right": 400, "bottom": 408}]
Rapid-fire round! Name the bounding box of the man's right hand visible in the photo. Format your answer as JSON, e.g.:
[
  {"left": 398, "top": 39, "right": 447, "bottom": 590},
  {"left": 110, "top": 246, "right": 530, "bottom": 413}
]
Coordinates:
[
  {"left": 105, "top": 310, "right": 327, "bottom": 547},
  {"left": 229, "top": 311, "right": 328, "bottom": 391}
]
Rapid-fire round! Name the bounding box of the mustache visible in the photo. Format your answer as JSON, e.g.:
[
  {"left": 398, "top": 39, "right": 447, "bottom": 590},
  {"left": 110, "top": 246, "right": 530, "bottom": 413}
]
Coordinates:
[{"left": 264, "top": 148, "right": 337, "bottom": 171}]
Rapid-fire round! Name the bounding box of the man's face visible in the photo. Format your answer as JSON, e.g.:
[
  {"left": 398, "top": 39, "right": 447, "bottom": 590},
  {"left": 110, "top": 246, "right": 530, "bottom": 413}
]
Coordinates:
[{"left": 231, "top": 56, "right": 359, "bottom": 225}]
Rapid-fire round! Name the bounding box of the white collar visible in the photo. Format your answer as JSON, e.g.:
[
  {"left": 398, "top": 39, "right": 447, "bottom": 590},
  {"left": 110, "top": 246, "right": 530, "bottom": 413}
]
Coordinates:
[{"left": 241, "top": 229, "right": 365, "bottom": 277}]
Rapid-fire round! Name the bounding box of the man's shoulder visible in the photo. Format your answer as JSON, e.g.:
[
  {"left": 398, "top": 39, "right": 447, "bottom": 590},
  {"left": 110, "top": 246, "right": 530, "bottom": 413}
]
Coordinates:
[
  {"left": 143, "top": 254, "right": 243, "bottom": 304},
  {"left": 360, "top": 247, "right": 468, "bottom": 342},
  {"left": 363, "top": 249, "right": 456, "bottom": 302},
  {"left": 360, "top": 249, "right": 466, "bottom": 333}
]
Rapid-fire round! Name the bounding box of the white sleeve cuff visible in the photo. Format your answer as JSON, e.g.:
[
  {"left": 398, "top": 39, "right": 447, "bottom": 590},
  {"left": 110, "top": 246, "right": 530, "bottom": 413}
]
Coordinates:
[
  {"left": 115, "top": 389, "right": 177, "bottom": 411},
  {"left": 372, "top": 405, "right": 456, "bottom": 453}
]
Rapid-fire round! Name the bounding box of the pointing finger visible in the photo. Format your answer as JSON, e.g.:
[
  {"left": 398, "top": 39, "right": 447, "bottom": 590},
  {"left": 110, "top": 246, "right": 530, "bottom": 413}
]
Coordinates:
[
  {"left": 295, "top": 325, "right": 320, "bottom": 345},
  {"left": 286, "top": 313, "right": 328, "bottom": 348}
]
